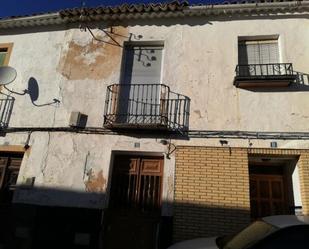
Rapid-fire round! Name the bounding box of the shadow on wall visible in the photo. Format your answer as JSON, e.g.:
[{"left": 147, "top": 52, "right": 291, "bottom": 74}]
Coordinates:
[
  {"left": 0, "top": 185, "right": 253, "bottom": 249},
  {"left": 27, "top": 77, "right": 60, "bottom": 107},
  {"left": 1, "top": 187, "right": 106, "bottom": 249},
  {"left": 0, "top": 93, "right": 15, "bottom": 129},
  {"left": 241, "top": 71, "right": 309, "bottom": 93},
  {"left": 173, "top": 201, "right": 251, "bottom": 242}
]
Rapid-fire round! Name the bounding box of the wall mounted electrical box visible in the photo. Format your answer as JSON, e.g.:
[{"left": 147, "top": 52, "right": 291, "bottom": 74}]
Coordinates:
[{"left": 69, "top": 111, "right": 88, "bottom": 128}]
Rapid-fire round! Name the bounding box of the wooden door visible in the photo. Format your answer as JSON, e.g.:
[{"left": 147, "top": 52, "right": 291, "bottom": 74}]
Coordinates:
[
  {"left": 250, "top": 174, "right": 290, "bottom": 219},
  {"left": 0, "top": 153, "right": 23, "bottom": 245},
  {"left": 104, "top": 155, "right": 163, "bottom": 249}
]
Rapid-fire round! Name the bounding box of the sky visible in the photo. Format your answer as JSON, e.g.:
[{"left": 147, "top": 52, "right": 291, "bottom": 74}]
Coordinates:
[{"left": 0, "top": 0, "right": 223, "bottom": 19}]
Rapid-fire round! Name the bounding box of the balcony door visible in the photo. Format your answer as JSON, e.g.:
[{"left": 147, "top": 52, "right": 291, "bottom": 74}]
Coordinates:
[{"left": 118, "top": 44, "right": 163, "bottom": 125}]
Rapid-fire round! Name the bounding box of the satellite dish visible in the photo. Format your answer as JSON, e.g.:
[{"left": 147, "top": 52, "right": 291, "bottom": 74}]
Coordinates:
[{"left": 0, "top": 66, "right": 17, "bottom": 85}]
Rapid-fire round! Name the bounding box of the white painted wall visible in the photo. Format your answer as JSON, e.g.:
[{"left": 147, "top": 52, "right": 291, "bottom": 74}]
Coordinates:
[
  {"left": 292, "top": 165, "right": 302, "bottom": 208},
  {"left": 0, "top": 15, "right": 308, "bottom": 210}
]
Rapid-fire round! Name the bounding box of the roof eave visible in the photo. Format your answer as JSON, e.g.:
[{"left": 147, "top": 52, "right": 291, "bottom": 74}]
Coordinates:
[
  {"left": 0, "top": 12, "right": 65, "bottom": 29},
  {"left": 186, "top": 1, "right": 309, "bottom": 16},
  {"left": 0, "top": 1, "right": 309, "bottom": 29}
]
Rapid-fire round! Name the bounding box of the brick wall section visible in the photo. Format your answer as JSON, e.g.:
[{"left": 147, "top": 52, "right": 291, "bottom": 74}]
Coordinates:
[
  {"left": 298, "top": 153, "right": 309, "bottom": 215},
  {"left": 174, "top": 146, "right": 309, "bottom": 242},
  {"left": 174, "top": 146, "right": 251, "bottom": 241}
]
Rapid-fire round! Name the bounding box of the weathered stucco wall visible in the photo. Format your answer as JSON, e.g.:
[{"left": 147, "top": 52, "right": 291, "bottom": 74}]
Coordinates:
[
  {"left": 1, "top": 17, "right": 309, "bottom": 131},
  {"left": 10, "top": 132, "right": 174, "bottom": 214},
  {"left": 0, "top": 15, "right": 308, "bottom": 209}
]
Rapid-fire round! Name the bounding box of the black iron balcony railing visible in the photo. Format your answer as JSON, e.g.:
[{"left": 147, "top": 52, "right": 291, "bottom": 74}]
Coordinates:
[
  {"left": 104, "top": 84, "right": 190, "bottom": 132},
  {"left": 236, "top": 63, "right": 294, "bottom": 77},
  {"left": 0, "top": 95, "right": 14, "bottom": 128},
  {"left": 234, "top": 63, "right": 297, "bottom": 87}
]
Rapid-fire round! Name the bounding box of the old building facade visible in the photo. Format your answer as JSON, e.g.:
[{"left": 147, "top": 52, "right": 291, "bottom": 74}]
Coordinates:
[{"left": 0, "top": 1, "right": 309, "bottom": 248}]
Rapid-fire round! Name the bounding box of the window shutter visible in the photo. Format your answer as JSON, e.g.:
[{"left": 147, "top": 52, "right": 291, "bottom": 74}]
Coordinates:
[
  {"left": 123, "top": 46, "right": 163, "bottom": 85},
  {"left": 7, "top": 158, "right": 22, "bottom": 189},
  {"left": 246, "top": 43, "right": 260, "bottom": 64},
  {"left": 0, "top": 52, "right": 6, "bottom": 66},
  {"left": 238, "top": 42, "right": 260, "bottom": 65},
  {"left": 259, "top": 42, "right": 279, "bottom": 64},
  {"left": 0, "top": 157, "right": 8, "bottom": 189},
  {"left": 238, "top": 40, "right": 279, "bottom": 65}
]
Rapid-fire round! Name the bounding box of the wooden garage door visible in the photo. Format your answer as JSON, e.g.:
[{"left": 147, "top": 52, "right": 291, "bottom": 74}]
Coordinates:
[
  {"left": 250, "top": 174, "right": 290, "bottom": 219},
  {"left": 104, "top": 155, "right": 163, "bottom": 249}
]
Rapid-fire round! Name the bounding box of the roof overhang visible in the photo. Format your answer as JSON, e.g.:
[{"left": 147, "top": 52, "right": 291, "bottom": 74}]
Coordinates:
[
  {"left": 0, "top": 1, "right": 309, "bottom": 29},
  {"left": 0, "top": 13, "right": 65, "bottom": 29}
]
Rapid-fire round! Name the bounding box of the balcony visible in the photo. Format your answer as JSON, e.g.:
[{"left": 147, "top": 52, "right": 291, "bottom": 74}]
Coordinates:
[
  {"left": 234, "top": 63, "right": 297, "bottom": 88},
  {"left": 0, "top": 95, "right": 14, "bottom": 128},
  {"left": 104, "top": 84, "right": 190, "bottom": 133}
]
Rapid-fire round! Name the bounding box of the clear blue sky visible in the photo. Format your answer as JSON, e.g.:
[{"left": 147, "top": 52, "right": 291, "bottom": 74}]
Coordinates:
[{"left": 0, "top": 0, "right": 222, "bottom": 19}]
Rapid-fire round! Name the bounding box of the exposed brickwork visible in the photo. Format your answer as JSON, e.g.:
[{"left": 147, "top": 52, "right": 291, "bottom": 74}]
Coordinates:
[
  {"left": 298, "top": 153, "right": 309, "bottom": 215},
  {"left": 174, "top": 146, "right": 309, "bottom": 242},
  {"left": 248, "top": 148, "right": 303, "bottom": 155},
  {"left": 174, "top": 146, "right": 251, "bottom": 241}
]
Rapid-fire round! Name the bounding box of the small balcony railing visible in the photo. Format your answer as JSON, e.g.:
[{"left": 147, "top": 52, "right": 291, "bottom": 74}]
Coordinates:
[
  {"left": 0, "top": 95, "right": 14, "bottom": 128},
  {"left": 104, "top": 84, "right": 190, "bottom": 133},
  {"left": 234, "top": 63, "right": 297, "bottom": 87}
]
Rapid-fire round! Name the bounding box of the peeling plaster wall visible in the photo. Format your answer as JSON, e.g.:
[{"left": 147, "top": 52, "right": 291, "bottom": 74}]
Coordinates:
[
  {"left": 0, "top": 16, "right": 308, "bottom": 210},
  {"left": 10, "top": 132, "right": 174, "bottom": 213}
]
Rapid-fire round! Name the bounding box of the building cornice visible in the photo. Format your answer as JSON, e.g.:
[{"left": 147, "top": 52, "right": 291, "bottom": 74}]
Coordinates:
[
  {"left": 0, "top": 13, "right": 64, "bottom": 29},
  {"left": 0, "top": 1, "right": 308, "bottom": 29},
  {"left": 186, "top": 1, "right": 309, "bottom": 16}
]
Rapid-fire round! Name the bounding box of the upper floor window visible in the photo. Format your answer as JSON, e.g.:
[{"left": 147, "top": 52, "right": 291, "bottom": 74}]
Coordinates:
[
  {"left": 0, "top": 43, "right": 13, "bottom": 66},
  {"left": 234, "top": 37, "right": 296, "bottom": 88},
  {"left": 238, "top": 38, "right": 279, "bottom": 65}
]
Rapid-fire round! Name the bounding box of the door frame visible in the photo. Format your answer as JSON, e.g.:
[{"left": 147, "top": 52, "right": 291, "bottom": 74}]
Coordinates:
[
  {"left": 107, "top": 153, "right": 164, "bottom": 211},
  {"left": 103, "top": 153, "right": 165, "bottom": 249},
  {"left": 106, "top": 151, "right": 165, "bottom": 209}
]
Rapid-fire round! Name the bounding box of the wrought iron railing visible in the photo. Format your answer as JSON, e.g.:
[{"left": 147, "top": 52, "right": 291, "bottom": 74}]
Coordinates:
[
  {"left": 235, "top": 63, "right": 295, "bottom": 77},
  {"left": 0, "top": 95, "right": 14, "bottom": 128},
  {"left": 104, "top": 84, "right": 190, "bottom": 132}
]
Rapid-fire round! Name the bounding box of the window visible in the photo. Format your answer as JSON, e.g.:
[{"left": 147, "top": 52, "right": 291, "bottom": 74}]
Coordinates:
[
  {"left": 0, "top": 43, "right": 13, "bottom": 66},
  {"left": 0, "top": 152, "right": 23, "bottom": 204},
  {"left": 234, "top": 37, "right": 296, "bottom": 87},
  {"left": 238, "top": 39, "right": 280, "bottom": 76},
  {"left": 238, "top": 39, "right": 279, "bottom": 65}
]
